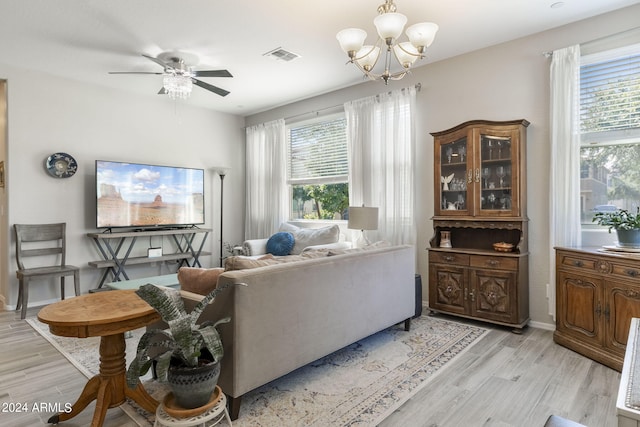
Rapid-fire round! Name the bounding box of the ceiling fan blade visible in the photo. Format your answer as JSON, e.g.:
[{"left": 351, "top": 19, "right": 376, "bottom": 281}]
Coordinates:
[
  {"left": 108, "top": 71, "right": 163, "bottom": 75},
  {"left": 192, "top": 70, "right": 233, "bottom": 78},
  {"left": 158, "top": 87, "right": 167, "bottom": 95},
  {"left": 142, "top": 54, "right": 172, "bottom": 70},
  {"left": 192, "top": 78, "right": 230, "bottom": 97}
]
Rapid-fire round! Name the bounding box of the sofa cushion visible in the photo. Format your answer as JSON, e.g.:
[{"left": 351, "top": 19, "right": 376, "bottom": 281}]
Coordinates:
[
  {"left": 279, "top": 223, "right": 340, "bottom": 255},
  {"left": 177, "top": 267, "right": 225, "bottom": 295},
  {"left": 266, "top": 232, "right": 295, "bottom": 256},
  {"left": 327, "top": 240, "right": 390, "bottom": 256},
  {"left": 224, "top": 250, "right": 331, "bottom": 271}
]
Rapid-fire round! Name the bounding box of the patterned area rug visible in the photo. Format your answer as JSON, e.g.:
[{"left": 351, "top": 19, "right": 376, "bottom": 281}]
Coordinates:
[{"left": 27, "top": 313, "right": 488, "bottom": 426}]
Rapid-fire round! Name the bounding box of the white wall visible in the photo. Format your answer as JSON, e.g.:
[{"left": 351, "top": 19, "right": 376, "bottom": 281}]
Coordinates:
[
  {"left": 0, "top": 63, "right": 246, "bottom": 308},
  {"left": 245, "top": 4, "right": 640, "bottom": 328}
]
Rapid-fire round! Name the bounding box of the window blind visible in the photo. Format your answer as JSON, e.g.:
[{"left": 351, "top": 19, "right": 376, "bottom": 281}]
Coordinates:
[
  {"left": 288, "top": 116, "right": 348, "bottom": 184},
  {"left": 580, "top": 51, "right": 640, "bottom": 143}
]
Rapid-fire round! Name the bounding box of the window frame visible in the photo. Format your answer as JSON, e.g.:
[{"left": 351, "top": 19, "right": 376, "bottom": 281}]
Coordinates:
[
  {"left": 285, "top": 112, "right": 349, "bottom": 221},
  {"left": 579, "top": 43, "right": 640, "bottom": 240}
]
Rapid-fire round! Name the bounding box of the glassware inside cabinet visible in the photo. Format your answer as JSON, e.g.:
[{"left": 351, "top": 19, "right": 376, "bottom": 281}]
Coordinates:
[
  {"left": 480, "top": 135, "right": 513, "bottom": 211},
  {"left": 439, "top": 137, "right": 468, "bottom": 212}
]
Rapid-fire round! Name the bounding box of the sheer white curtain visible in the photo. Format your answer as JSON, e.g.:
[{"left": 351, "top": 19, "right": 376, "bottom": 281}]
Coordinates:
[
  {"left": 549, "top": 45, "right": 581, "bottom": 319},
  {"left": 344, "top": 86, "right": 417, "bottom": 245},
  {"left": 245, "top": 119, "right": 288, "bottom": 239}
]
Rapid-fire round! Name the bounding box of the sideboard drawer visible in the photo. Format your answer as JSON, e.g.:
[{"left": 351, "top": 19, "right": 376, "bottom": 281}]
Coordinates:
[
  {"left": 559, "top": 254, "right": 597, "bottom": 271},
  {"left": 612, "top": 263, "right": 640, "bottom": 280},
  {"left": 470, "top": 255, "right": 517, "bottom": 271},
  {"left": 429, "top": 251, "right": 470, "bottom": 266}
]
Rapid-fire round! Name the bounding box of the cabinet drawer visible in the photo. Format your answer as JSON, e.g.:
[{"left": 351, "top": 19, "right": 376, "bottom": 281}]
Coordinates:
[
  {"left": 470, "top": 255, "right": 517, "bottom": 271},
  {"left": 559, "top": 254, "right": 597, "bottom": 271},
  {"left": 429, "top": 251, "right": 470, "bottom": 266},
  {"left": 612, "top": 263, "right": 640, "bottom": 280}
]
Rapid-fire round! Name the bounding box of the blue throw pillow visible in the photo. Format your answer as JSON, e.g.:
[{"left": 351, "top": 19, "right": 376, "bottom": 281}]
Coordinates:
[{"left": 266, "top": 232, "right": 295, "bottom": 256}]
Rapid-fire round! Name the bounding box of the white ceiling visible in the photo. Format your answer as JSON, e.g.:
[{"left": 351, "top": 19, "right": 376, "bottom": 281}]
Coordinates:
[{"left": 1, "top": 0, "right": 638, "bottom": 116}]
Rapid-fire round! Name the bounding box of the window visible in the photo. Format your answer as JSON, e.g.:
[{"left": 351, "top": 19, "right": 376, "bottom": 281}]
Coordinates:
[
  {"left": 286, "top": 113, "right": 349, "bottom": 220},
  {"left": 580, "top": 45, "right": 640, "bottom": 227}
]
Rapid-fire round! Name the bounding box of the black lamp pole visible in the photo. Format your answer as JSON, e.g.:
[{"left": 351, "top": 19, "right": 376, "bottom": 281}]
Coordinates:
[{"left": 218, "top": 172, "right": 226, "bottom": 267}]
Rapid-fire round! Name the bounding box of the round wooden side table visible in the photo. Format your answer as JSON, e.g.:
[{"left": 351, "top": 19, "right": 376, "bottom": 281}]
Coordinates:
[
  {"left": 37, "top": 289, "right": 161, "bottom": 427},
  {"left": 154, "top": 387, "right": 233, "bottom": 427}
]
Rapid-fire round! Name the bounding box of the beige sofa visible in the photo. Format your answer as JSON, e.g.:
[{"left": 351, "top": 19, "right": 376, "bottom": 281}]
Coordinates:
[{"left": 179, "top": 244, "right": 416, "bottom": 420}]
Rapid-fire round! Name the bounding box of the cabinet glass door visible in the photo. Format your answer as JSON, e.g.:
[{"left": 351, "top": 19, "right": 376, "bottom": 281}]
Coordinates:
[
  {"left": 438, "top": 137, "right": 470, "bottom": 216},
  {"left": 478, "top": 134, "right": 513, "bottom": 215}
]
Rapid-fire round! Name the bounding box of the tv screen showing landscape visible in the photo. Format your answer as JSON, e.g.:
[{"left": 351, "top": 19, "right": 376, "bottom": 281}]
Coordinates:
[{"left": 96, "top": 160, "right": 205, "bottom": 229}]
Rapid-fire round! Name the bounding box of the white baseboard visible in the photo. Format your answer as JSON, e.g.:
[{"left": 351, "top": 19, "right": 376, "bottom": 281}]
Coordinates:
[
  {"left": 529, "top": 320, "right": 555, "bottom": 331},
  {"left": 3, "top": 296, "right": 77, "bottom": 312}
]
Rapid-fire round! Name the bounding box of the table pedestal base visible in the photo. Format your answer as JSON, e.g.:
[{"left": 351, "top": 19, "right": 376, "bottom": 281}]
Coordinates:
[{"left": 47, "top": 333, "right": 158, "bottom": 427}]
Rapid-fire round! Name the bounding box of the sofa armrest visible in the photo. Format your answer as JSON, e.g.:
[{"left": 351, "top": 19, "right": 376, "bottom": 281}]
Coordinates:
[{"left": 242, "top": 238, "right": 269, "bottom": 256}]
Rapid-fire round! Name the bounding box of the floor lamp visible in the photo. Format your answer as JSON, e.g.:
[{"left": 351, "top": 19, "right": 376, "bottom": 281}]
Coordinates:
[{"left": 214, "top": 167, "right": 230, "bottom": 267}]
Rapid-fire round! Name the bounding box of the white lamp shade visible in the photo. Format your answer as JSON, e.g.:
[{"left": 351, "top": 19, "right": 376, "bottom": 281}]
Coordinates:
[
  {"left": 336, "top": 28, "right": 368, "bottom": 54},
  {"left": 356, "top": 45, "right": 381, "bottom": 69},
  {"left": 373, "top": 12, "right": 407, "bottom": 40},
  {"left": 393, "top": 42, "right": 419, "bottom": 67},
  {"left": 348, "top": 206, "right": 379, "bottom": 230},
  {"left": 406, "top": 22, "right": 439, "bottom": 48}
]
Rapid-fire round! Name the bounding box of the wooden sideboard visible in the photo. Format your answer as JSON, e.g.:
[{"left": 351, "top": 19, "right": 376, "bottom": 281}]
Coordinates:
[{"left": 555, "top": 247, "right": 640, "bottom": 371}]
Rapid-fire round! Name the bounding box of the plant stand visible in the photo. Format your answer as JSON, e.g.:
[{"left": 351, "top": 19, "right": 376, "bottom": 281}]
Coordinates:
[{"left": 154, "top": 386, "right": 232, "bottom": 427}]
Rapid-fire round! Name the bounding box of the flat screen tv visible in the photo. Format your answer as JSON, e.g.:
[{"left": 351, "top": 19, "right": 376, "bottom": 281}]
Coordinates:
[{"left": 96, "top": 160, "right": 205, "bottom": 229}]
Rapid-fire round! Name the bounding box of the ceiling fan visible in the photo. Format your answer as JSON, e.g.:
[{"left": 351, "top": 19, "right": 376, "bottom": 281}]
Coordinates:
[{"left": 109, "top": 52, "right": 233, "bottom": 97}]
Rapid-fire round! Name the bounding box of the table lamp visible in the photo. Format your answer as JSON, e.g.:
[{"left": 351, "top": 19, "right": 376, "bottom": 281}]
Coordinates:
[{"left": 348, "top": 205, "right": 379, "bottom": 247}]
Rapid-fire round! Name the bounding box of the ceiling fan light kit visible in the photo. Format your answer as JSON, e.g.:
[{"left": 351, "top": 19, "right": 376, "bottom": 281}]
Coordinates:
[
  {"left": 336, "top": 0, "right": 438, "bottom": 84},
  {"left": 109, "top": 52, "right": 232, "bottom": 99},
  {"left": 163, "top": 74, "right": 193, "bottom": 100}
]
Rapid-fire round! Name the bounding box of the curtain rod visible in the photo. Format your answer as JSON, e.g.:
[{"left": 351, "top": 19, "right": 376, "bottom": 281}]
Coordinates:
[
  {"left": 542, "top": 25, "right": 640, "bottom": 57},
  {"left": 284, "top": 83, "right": 422, "bottom": 122}
]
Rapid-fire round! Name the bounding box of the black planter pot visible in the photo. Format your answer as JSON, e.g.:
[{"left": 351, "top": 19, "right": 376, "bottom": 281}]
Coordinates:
[{"left": 167, "top": 350, "right": 221, "bottom": 409}]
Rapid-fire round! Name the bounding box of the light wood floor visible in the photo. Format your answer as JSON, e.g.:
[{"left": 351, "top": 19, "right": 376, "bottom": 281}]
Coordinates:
[{"left": 0, "top": 306, "right": 621, "bottom": 427}]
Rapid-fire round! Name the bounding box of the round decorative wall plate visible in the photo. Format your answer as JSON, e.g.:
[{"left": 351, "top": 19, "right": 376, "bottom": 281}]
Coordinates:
[{"left": 45, "top": 152, "right": 77, "bottom": 178}]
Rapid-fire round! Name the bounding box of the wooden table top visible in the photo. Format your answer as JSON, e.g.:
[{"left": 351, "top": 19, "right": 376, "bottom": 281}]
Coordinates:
[{"left": 38, "top": 290, "right": 161, "bottom": 338}]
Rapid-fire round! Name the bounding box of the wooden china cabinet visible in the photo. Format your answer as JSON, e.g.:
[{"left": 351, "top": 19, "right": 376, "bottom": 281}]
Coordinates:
[{"left": 428, "top": 119, "right": 530, "bottom": 332}]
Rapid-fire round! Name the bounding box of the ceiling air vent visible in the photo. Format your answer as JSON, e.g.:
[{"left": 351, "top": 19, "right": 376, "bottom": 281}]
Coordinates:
[{"left": 263, "top": 47, "right": 301, "bottom": 62}]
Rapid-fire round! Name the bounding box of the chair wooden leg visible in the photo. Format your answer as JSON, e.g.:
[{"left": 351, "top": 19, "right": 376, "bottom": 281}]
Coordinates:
[
  {"left": 16, "top": 279, "right": 23, "bottom": 312},
  {"left": 61, "top": 276, "right": 65, "bottom": 300},
  {"left": 20, "top": 279, "right": 29, "bottom": 320},
  {"left": 73, "top": 271, "right": 80, "bottom": 296},
  {"left": 74, "top": 271, "right": 80, "bottom": 296}
]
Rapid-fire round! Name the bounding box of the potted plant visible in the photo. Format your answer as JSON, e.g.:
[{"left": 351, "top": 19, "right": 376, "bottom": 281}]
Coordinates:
[
  {"left": 126, "top": 282, "right": 234, "bottom": 409},
  {"left": 593, "top": 207, "right": 640, "bottom": 248}
]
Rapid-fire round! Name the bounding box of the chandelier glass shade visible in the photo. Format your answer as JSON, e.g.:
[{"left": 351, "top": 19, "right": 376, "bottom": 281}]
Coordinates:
[
  {"left": 336, "top": 0, "right": 438, "bottom": 84},
  {"left": 163, "top": 74, "right": 193, "bottom": 100}
]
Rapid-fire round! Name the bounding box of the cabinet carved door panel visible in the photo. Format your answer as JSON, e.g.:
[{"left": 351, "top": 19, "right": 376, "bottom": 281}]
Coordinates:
[
  {"left": 470, "top": 269, "right": 515, "bottom": 323},
  {"left": 429, "top": 265, "right": 466, "bottom": 315},
  {"left": 556, "top": 271, "right": 601, "bottom": 346},
  {"left": 605, "top": 282, "right": 640, "bottom": 354}
]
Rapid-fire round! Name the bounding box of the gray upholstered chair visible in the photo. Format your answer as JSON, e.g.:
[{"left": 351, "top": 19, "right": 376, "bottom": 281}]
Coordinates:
[{"left": 14, "top": 223, "right": 80, "bottom": 319}]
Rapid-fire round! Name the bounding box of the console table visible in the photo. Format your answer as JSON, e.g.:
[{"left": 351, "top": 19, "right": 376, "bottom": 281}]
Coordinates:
[{"left": 88, "top": 228, "right": 211, "bottom": 288}]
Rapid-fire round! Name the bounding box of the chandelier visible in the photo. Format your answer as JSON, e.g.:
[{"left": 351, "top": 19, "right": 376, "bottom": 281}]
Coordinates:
[{"left": 336, "top": 0, "right": 438, "bottom": 84}]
